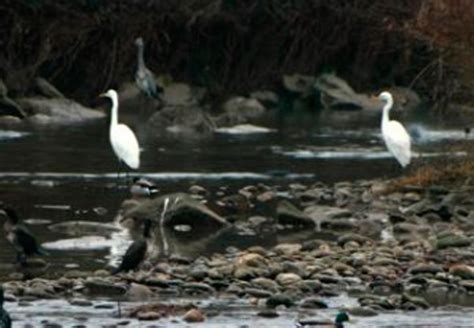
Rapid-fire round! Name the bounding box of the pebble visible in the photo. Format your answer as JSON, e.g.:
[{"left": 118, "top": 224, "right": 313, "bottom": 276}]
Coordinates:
[
  {"left": 4, "top": 179, "right": 474, "bottom": 318},
  {"left": 257, "top": 310, "right": 279, "bottom": 318},
  {"left": 183, "top": 308, "right": 205, "bottom": 323}
]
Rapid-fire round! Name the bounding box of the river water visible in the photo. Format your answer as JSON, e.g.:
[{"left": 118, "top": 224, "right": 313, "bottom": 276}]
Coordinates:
[{"left": 0, "top": 108, "right": 472, "bottom": 327}]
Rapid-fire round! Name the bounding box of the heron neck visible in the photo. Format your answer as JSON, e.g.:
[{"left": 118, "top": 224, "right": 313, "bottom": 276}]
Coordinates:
[
  {"left": 110, "top": 94, "right": 119, "bottom": 129},
  {"left": 137, "top": 44, "right": 145, "bottom": 69}
]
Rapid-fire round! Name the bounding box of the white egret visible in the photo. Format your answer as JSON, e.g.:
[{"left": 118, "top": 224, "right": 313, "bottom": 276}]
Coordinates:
[
  {"left": 135, "top": 37, "right": 162, "bottom": 99},
  {"left": 100, "top": 89, "right": 140, "bottom": 170},
  {"left": 378, "top": 91, "right": 411, "bottom": 167}
]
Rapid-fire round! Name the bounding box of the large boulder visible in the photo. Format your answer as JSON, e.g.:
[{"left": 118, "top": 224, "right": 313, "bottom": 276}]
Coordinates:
[
  {"left": 283, "top": 74, "right": 315, "bottom": 95},
  {"left": 314, "top": 73, "right": 380, "bottom": 111},
  {"left": 314, "top": 73, "right": 420, "bottom": 113},
  {"left": 161, "top": 82, "right": 205, "bottom": 106},
  {"left": 17, "top": 97, "right": 105, "bottom": 124},
  {"left": 147, "top": 105, "right": 215, "bottom": 136},
  {"left": 0, "top": 78, "right": 26, "bottom": 118},
  {"left": 34, "top": 77, "right": 65, "bottom": 99},
  {"left": 215, "top": 96, "right": 266, "bottom": 126},
  {"left": 122, "top": 193, "right": 229, "bottom": 229}
]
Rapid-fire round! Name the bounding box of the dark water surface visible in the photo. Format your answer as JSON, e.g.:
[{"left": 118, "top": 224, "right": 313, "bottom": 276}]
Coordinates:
[
  {"left": 0, "top": 113, "right": 470, "bottom": 270},
  {"left": 0, "top": 110, "right": 472, "bottom": 326}
]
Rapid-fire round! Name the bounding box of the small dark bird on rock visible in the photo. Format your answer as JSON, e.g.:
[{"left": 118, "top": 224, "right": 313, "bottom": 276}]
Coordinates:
[
  {"left": 0, "top": 286, "right": 11, "bottom": 328},
  {"left": 1, "top": 207, "right": 49, "bottom": 265},
  {"left": 112, "top": 218, "right": 152, "bottom": 275}
]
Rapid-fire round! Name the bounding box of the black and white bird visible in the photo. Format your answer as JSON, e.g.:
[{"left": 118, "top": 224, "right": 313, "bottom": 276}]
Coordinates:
[
  {"left": 112, "top": 218, "right": 152, "bottom": 275},
  {"left": 1, "top": 207, "right": 49, "bottom": 265},
  {"left": 0, "top": 286, "right": 11, "bottom": 328},
  {"left": 135, "top": 37, "right": 163, "bottom": 99},
  {"left": 130, "top": 177, "right": 159, "bottom": 198}
]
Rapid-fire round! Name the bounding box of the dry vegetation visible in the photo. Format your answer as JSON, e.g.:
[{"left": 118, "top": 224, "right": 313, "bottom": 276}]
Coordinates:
[
  {"left": 390, "top": 158, "right": 474, "bottom": 190},
  {"left": 0, "top": 1, "right": 473, "bottom": 108}
]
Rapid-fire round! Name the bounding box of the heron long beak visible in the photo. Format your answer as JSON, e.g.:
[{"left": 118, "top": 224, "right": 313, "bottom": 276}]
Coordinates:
[{"left": 99, "top": 93, "right": 106, "bottom": 98}]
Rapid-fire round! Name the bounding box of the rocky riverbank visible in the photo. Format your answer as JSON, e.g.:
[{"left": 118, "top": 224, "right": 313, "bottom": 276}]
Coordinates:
[{"left": 2, "top": 178, "right": 474, "bottom": 324}]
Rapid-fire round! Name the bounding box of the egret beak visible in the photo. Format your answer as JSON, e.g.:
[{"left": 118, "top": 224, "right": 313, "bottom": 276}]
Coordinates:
[{"left": 99, "top": 93, "right": 106, "bottom": 98}]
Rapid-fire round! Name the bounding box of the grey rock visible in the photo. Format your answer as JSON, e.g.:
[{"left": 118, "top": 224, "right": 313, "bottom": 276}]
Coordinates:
[
  {"left": 277, "top": 200, "right": 314, "bottom": 227},
  {"left": 257, "top": 309, "right": 279, "bottom": 318},
  {"left": 266, "top": 294, "right": 295, "bottom": 308},
  {"left": 84, "top": 279, "right": 127, "bottom": 296},
  {"left": 123, "top": 193, "right": 229, "bottom": 229},
  {"left": 436, "top": 234, "right": 471, "bottom": 249},
  {"left": 243, "top": 288, "right": 273, "bottom": 298},
  {"left": 34, "top": 77, "right": 65, "bottom": 98},
  {"left": 217, "top": 96, "right": 266, "bottom": 126},
  {"left": 147, "top": 105, "right": 215, "bottom": 136},
  {"left": 275, "top": 273, "right": 302, "bottom": 286},
  {"left": 337, "top": 233, "right": 372, "bottom": 247},
  {"left": 18, "top": 97, "right": 105, "bottom": 124},
  {"left": 300, "top": 297, "right": 328, "bottom": 309},
  {"left": 409, "top": 264, "right": 443, "bottom": 275}
]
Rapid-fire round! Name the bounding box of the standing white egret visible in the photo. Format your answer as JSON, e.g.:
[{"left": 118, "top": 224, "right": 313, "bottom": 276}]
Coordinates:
[
  {"left": 135, "top": 37, "right": 162, "bottom": 99},
  {"left": 100, "top": 89, "right": 140, "bottom": 170},
  {"left": 379, "top": 91, "right": 411, "bottom": 167}
]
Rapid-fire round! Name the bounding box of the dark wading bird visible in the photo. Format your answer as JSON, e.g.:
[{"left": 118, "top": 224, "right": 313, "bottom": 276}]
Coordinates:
[
  {"left": 135, "top": 37, "right": 163, "bottom": 100},
  {"left": 112, "top": 218, "right": 152, "bottom": 275},
  {"left": 0, "top": 207, "right": 49, "bottom": 265},
  {"left": 0, "top": 286, "right": 11, "bottom": 328}
]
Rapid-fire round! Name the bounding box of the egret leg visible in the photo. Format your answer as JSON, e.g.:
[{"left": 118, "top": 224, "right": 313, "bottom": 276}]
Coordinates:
[
  {"left": 159, "top": 198, "right": 170, "bottom": 257},
  {"left": 116, "top": 160, "right": 122, "bottom": 180},
  {"left": 17, "top": 252, "right": 27, "bottom": 266}
]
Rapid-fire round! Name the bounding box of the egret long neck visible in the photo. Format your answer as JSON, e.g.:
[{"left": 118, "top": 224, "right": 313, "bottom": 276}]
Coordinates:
[
  {"left": 137, "top": 44, "right": 145, "bottom": 69},
  {"left": 381, "top": 101, "right": 392, "bottom": 130},
  {"left": 110, "top": 95, "right": 119, "bottom": 129}
]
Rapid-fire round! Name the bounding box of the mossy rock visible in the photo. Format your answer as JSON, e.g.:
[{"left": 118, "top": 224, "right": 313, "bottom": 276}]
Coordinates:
[{"left": 436, "top": 234, "right": 471, "bottom": 249}]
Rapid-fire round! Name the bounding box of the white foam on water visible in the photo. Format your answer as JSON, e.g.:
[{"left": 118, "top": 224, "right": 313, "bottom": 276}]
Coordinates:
[
  {"left": 272, "top": 146, "right": 467, "bottom": 160},
  {"left": 215, "top": 124, "right": 276, "bottom": 135},
  {"left": 317, "top": 125, "right": 473, "bottom": 143},
  {"left": 42, "top": 235, "right": 115, "bottom": 251},
  {"left": 0, "top": 129, "right": 30, "bottom": 140}
]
